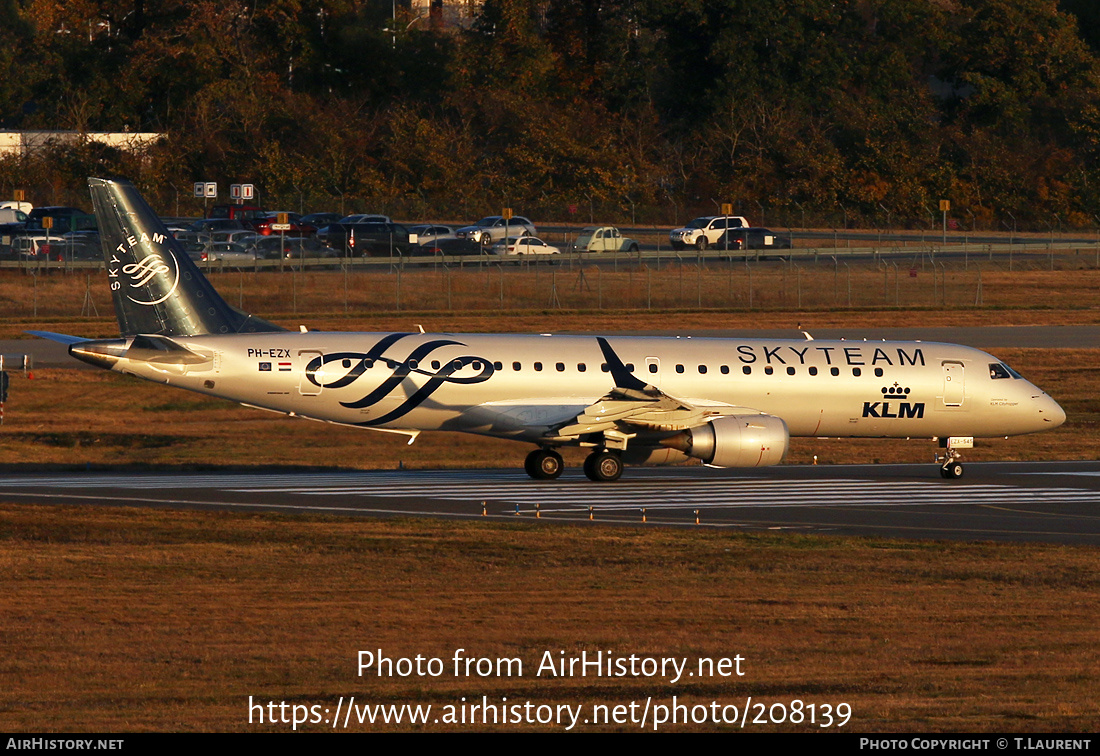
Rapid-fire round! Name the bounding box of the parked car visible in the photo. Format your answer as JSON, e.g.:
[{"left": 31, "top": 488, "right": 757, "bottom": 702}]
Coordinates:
[
  {"left": 572, "top": 226, "right": 640, "bottom": 253},
  {"left": 251, "top": 212, "right": 317, "bottom": 237},
  {"left": 0, "top": 200, "right": 32, "bottom": 214},
  {"left": 455, "top": 216, "right": 535, "bottom": 246},
  {"left": 409, "top": 238, "right": 483, "bottom": 256},
  {"left": 338, "top": 213, "right": 390, "bottom": 224},
  {"left": 669, "top": 215, "right": 749, "bottom": 250},
  {"left": 252, "top": 236, "right": 337, "bottom": 260},
  {"left": 317, "top": 221, "right": 412, "bottom": 256},
  {"left": 714, "top": 227, "right": 792, "bottom": 254},
  {"left": 199, "top": 242, "right": 256, "bottom": 263},
  {"left": 491, "top": 236, "right": 560, "bottom": 255},
  {"left": 406, "top": 224, "right": 456, "bottom": 245},
  {"left": 208, "top": 204, "right": 266, "bottom": 223},
  {"left": 189, "top": 218, "right": 249, "bottom": 234},
  {"left": 0, "top": 208, "right": 28, "bottom": 225},
  {"left": 12, "top": 232, "right": 62, "bottom": 260},
  {"left": 26, "top": 206, "right": 96, "bottom": 235},
  {"left": 299, "top": 212, "right": 343, "bottom": 228}
]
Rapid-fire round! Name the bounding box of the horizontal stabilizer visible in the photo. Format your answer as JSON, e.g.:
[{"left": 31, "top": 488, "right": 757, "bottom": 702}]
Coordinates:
[{"left": 26, "top": 330, "right": 91, "bottom": 345}]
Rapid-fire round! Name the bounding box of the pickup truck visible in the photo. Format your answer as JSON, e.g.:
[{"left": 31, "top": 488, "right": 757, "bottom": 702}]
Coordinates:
[{"left": 572, "top": 226, "right": 640, "bottom": 253}]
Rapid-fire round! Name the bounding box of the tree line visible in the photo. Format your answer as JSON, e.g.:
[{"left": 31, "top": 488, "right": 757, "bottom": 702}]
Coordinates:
[{"left": 2, "top": 0, "right": 1099, "bottom": 230}]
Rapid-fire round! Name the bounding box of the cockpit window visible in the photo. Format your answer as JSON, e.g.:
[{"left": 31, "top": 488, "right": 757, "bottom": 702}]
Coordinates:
[{"left": 989, "top": 363, "right": 1016, "bottom": 380}]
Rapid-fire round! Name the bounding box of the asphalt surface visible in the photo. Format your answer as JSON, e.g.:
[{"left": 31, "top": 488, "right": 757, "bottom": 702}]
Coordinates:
[{"left": 0, "top": 461, "right": 1098, "bottom": 544}]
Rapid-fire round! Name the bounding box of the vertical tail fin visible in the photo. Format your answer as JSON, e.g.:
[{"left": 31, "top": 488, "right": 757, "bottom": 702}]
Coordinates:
[{"left": 88, "top": 177, "right": 283, "bottom": 337}]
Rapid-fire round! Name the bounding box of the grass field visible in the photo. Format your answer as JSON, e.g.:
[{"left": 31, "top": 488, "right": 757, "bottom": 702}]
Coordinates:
[{"left": 0, "top": 264, "right": 1098, "bottom": 732}]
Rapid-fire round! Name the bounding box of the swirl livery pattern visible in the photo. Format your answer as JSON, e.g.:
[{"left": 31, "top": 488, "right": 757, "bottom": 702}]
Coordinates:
[{"left": 303, "top": 334, "right": 495, "bottom": 426}]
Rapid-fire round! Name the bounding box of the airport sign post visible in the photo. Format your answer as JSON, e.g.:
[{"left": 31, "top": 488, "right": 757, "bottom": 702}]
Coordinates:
[
  {"left": 722, "top": 203, "right": 733, "bottom": 252},
  {"left": 940, "top": 199, "right": 950, "bottom": 245},
  {"left": 196, "top": 182, "right": 217, "bottom": 214},
  {"left": 230, "top": 184, "right": 255, "bottom": 205}
]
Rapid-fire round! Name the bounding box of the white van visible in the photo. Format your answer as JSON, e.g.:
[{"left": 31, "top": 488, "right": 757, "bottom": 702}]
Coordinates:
[
  {"left": 0, "top": 208, "right": 28, "bottom": 224},
  {"left": 0, "top": 201, "right": 32, "bottom": 215}
]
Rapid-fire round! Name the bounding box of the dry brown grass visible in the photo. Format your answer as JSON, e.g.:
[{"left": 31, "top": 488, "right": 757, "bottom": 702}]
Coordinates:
[
  {"left": 1, "top": 505, "right": 1097, "bottom": 732},
  {"left": 5, "top": 260, "right": 1100, "bottom": 337}
]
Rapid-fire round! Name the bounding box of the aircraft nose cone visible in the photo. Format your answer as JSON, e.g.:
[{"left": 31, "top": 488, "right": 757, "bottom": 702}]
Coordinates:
[{"left": 1041, "top": 394, "right": 1066, "bottom": 429}]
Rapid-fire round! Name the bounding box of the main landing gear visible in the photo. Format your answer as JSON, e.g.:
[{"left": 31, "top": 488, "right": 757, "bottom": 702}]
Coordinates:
[
  {"left": 525, "top": 448, "right": 563, "bottom": 480},
  {"left": 583, "top": 450, "right": 623, "bottom": 482},
  {"left": 523, "top": 448, "right": 625, "bottom": 482}
]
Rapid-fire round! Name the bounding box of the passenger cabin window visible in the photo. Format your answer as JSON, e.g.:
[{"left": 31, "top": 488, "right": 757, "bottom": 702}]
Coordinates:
[
  {"left": 578, "top": 363, "right": 586, "bottom": 372},
  {"left": 743, "top": 366, "right": 751, "bottom": 375},
  {"left": 764, "top": 366, "right": 774, "bottom": 375},
  {"left": 676, "top": 364, "right": 684, "bottom": 373},
  {"left": 626, "top": 363, "right": 635, "bottom": 372},
  {"left": 534, "top": 362, "right": 543, "bottom": 371},
  {"left": 875, "top": 368, "right": 884, "bottom": 377},
  {"left": 809, "top": 366, "right": 818, "bottom": 376},
  {"left": 830, "top": 367, "right": 840, "bottom": 376},
  {"left": 786, "top": 367, "right": 795, "bottom": 375},
  {"left": 721, "top": 365, "right": 729, "bottom": 374},
  {"left": 409, "top": 359, "right": 419, "bottom": 369},
  {"left": 648, "top": 363, "right": 658, "bottom": 373},
  {"left": 698, "top": 365, "right": 707, "bottom": 374},
  {"left": 493, "top": 361, "right": 502, "bottom": 370},
  {"left": 852, "top": 367, "right": 861, "bottom": 377},
  {"left": 431, "top": 360, "right": 440, "bottom": 370},
  {"left": 556, "top": 362, "right": 565, "bottom": 372},
  {"left": 512, "top": 361, "right": 521, "bottom": 371}
]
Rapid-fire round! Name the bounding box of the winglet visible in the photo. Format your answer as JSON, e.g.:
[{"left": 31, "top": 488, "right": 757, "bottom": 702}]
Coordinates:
[{"left": 597, "top": 337, "right": 649, "bottom": 392}]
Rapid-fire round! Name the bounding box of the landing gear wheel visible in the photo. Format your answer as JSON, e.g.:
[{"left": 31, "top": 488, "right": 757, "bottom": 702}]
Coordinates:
[
  {"left": 940, "top": 461, "right": 964, "bottom": 479},
  {"left": 525, "top": 449, "right": 563, "bottom": 480},
  {"left": 584, "top": 451, "right": 623, "bottom": 482}
]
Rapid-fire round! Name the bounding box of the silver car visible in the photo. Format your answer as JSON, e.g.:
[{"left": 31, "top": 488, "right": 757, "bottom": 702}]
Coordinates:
[{"left": 455, "top": 216, "right": 536, "bottom": 245}]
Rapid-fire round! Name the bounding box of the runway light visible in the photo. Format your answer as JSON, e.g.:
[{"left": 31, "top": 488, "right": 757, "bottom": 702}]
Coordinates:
[
  {"left": 641, "top": 507, "right": 647, "bottom": 524},
  {"left": 536, "top": 502, "right": 541, "bottom": 519},
  {"left": 694, "top": 509, "right": 700, "bottom": 525},
  {"left": 589, "top": 505, "right": 593, "bottom": 521},
  {"left": 481, "top": 500, "right": 486, "bottom": 516}
]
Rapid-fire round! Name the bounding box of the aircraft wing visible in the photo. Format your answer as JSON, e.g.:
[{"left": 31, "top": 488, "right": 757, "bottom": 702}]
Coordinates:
[{"left": 543, "top": 337, "right": 759, "bottom": 440}]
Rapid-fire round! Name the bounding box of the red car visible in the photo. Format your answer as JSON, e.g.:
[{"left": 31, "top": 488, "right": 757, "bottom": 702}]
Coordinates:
[{"left": 249, "top": 212, "right": 317, "bottom": 237}]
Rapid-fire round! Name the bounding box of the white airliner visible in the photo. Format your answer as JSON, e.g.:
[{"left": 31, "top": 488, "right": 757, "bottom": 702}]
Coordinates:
[{"left": 32, "top": 178, "right": 1065, "bottom": 481}]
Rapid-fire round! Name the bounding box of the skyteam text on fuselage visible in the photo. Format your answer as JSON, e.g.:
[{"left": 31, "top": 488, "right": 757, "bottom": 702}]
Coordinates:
[{"left": 31, "top": 178, "right": 1065, "bottom": 481}]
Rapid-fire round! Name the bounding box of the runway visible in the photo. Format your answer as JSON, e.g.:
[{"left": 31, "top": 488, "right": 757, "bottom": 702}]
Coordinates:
[{"left": 2, "top": 461, "right": 1099, "bottom": 544}]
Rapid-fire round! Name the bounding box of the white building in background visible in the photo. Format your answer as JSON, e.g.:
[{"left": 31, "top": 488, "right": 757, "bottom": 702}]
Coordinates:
[
  {"left": 0, "top": 130, "right": 165, "bottom": 159},
  {"left": 409, "top": 0, "right": 483, "bottom": 30}
]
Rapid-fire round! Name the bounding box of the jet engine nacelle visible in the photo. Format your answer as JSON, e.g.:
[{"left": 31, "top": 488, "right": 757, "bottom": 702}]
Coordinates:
[{"left": 661, "top": 414, "right": 789, "bottom": 468}]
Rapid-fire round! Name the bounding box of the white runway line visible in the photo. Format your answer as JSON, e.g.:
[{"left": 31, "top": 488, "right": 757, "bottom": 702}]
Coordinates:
[{"left": 1, "top": 472, "right": 1097, "bottom": 510}]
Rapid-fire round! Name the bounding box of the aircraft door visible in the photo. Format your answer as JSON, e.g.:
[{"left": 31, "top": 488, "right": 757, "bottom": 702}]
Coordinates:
[
  {"left": 298, "top": 350, "right": 324, "bottom": 396},
  {"left": 942, "top": 361, "right": 964, "bottom": 407}
]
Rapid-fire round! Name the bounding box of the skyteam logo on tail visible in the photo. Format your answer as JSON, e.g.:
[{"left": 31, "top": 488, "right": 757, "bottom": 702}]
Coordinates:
[
  {"left": 107, "top": 232, "right": 179, "bottom": 306},
  {"left": 862, "top": 383, "right": 925, "bottom": 419}
]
